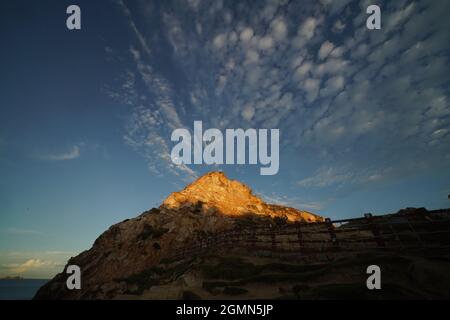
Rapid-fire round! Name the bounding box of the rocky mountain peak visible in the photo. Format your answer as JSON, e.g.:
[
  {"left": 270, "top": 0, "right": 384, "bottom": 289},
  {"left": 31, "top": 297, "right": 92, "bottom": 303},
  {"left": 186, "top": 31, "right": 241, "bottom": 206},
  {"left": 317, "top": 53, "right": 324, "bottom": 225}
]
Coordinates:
[
  {"left": 163, "top": 171, "right": 259, "bottom": 211},
  {"left": 34, "top": 171, "right": 324, "bottom": 299},
  {"left": 163, "top": 171, "right": 322, "bottom": 222},
  {"left": 183, "top": 171, "right": 252, "bottom": 194}
]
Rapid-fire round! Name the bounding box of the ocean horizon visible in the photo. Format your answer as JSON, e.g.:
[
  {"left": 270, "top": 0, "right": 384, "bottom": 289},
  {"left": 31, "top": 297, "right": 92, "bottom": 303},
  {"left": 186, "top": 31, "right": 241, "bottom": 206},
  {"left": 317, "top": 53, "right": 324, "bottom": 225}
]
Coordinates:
[{"left": 0, "top": 279, "right": 49, "bottom": 300}]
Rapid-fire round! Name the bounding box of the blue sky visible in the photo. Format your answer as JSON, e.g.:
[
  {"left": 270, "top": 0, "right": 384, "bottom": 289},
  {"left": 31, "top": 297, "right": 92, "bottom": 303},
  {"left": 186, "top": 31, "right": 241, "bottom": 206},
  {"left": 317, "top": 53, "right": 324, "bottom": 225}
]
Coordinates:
[{"left": 0, "top": 0, "right": 449, "bottom": 278}]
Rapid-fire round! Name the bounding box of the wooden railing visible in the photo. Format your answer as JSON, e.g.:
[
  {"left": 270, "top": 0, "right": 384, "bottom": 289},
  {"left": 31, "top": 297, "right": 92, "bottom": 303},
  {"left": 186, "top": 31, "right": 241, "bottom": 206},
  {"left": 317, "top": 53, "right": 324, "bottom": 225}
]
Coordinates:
[{"left": 167, "top": 209, "right": 450, "bottom": 261}]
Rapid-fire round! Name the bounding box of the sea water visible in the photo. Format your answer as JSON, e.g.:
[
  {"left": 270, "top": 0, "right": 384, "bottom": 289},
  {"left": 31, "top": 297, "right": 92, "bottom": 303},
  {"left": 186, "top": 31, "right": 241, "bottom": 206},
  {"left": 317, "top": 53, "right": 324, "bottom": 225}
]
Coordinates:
[{"left": 0, "top": 279, "right": 48, "bottom": 300}]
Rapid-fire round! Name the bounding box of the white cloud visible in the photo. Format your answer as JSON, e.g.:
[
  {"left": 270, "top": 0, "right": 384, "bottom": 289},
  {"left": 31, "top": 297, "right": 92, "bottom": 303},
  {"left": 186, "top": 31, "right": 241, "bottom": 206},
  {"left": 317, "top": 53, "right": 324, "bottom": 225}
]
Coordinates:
[
  {"left": 332, "top": 20, "right": 346, "bottom": 33},
  {"left": 298, "top": 167, "right": 354, "bottom": 188},
  {"left": 258, "top": 36, "right": 274, "bottom": 50},
  {"left": 0, "top": 250, "right": 74, "bottom": 278},
  {"left": 40, "top": 145, "right": 81, "bottom": 161},
  {"left": 271, "top": 17, "right": 288, "bottom": 41},
  {"left": 320, "top": 75, "right": 345, "bottom": 97},
  {"left": 318, "top": 41, "right": 335, "bottom": 60},
  {"left": 303, "top": 78, "right": 321, "bottom": 102},
  {"left": 245, "top": 50, "right": 259, "bottom": 64},
  {"left": 240, "top": 27, "right": 254, "bottom": 43},
  {"left": 259, "top": 192, "right": 326, "bottom": 211},
  {"left": 294, "top": 62, "right": 312, "bottom": 80},
  {"left": 297, "top": 166, "right": 391, "bottom": 189},
  {"left": 213, "top": 33, "right": 227, "bottom": 49},
  {"left": 117, "top": 0, "right": 152, "bottom": 55},
  {"left": 110, "top": 0, "right": 450, "bottom": 190},
  {"left": 7, "top": 259, "right": 51, "bottom": 274},
  {"left": 241, "top": 104, "right": 255, "bottom": 121},
  {"left": 298, "top": 17, "right": 318, "bottom": 40}
]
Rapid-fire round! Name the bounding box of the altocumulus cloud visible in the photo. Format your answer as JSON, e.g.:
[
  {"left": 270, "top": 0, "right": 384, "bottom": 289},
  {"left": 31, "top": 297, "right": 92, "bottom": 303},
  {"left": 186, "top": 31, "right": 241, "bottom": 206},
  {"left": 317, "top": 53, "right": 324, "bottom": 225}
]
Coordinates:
[{"left": 104, "top": 0, "right": 449, "bottom": 191}]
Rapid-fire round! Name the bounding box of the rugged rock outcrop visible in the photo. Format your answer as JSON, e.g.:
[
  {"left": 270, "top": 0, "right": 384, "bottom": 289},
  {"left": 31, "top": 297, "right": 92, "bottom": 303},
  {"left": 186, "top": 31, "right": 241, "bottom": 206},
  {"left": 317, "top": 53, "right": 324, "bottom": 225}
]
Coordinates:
[
  {"left": 163, "top": 171, "right": 322, "bottom": 222},
  {"left": 34, "top": 171, "right": 323, "bottom": 299},
  {"left": 33, "top": 174, "right": 450, "bottom": 299}
]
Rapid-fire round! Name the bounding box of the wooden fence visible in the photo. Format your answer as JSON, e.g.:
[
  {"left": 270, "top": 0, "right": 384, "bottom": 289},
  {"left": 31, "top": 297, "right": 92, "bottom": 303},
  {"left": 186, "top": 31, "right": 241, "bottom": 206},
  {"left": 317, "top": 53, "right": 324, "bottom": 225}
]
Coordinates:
[{"left": 168, "top": 209, "right": 450, "bottom": 261}]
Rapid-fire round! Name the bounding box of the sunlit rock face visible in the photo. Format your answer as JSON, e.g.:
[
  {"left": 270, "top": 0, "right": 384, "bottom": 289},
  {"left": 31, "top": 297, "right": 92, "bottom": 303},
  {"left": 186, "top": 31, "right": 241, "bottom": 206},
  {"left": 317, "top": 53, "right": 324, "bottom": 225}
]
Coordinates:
[
  {"left": 32, "top": 173, "right": 450, "bottom": 300},
  {"left": 34, "top": 172, "right": 323, "bottom": 299},
  {"left": 163, "top": 171, "right": 323, "bottom": 223}
]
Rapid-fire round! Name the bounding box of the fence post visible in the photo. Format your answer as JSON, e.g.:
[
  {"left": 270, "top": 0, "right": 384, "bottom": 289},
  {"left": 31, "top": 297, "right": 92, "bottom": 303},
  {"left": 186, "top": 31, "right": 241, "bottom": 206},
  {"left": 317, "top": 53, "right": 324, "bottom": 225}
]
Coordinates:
[
  {"left": 296, "top": 222, "right": 303, "bottom": 253},
  {"left": 364, "top": 213, "right": 385, "bottom": 248},
  {"left": 325, "top": 218, "right": 339, "bottom": 250},
  {"left": 270, "top": 225, "right": 276, "bottom": 251},
  {"left": 232, "top": 229, "right": 238, "bottom": 248},
  {"left": 404, "top": 214, "right": 424, "bottom": 247},
  {"left": 250, "top": 229, "right": 256, "bottom": 250}
]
